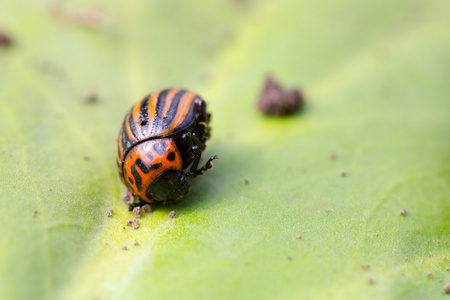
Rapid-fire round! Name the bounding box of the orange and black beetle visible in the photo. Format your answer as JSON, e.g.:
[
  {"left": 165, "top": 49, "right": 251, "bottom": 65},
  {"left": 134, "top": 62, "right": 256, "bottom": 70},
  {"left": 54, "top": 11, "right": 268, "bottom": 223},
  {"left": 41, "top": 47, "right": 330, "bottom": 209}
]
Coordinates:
[{"left": 116, "top": 89, "right": 217, "bottom": 209}]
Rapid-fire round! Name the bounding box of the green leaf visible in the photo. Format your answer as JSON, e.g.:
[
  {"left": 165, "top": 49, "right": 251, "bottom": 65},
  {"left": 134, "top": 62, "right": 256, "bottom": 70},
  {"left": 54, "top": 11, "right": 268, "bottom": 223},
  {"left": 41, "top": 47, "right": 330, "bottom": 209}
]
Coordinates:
[{"left": 1, "top": 0, "right": 449, "bottom": 299}]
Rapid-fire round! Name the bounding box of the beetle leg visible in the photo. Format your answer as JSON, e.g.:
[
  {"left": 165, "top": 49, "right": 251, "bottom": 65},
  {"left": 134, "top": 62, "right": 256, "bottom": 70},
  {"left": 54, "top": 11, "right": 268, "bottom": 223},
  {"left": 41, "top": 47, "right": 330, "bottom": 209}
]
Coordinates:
[{"left": 185, "top": 155, "right": 218, "bottom": 179}]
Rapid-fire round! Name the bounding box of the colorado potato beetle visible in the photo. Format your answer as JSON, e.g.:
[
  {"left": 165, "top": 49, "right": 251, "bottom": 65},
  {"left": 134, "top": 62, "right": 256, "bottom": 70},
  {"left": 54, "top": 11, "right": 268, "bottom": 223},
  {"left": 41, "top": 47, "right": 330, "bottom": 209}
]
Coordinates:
[{"left": 116, "top": 89, "right": 217, "bottom": 209}]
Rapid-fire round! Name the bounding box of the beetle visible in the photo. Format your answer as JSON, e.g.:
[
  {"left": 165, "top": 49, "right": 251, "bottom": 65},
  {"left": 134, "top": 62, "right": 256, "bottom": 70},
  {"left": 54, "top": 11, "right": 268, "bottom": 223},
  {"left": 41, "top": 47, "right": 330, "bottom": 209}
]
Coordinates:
[{"left": 116, "top": 89, "right": 217, "bottom": 209}]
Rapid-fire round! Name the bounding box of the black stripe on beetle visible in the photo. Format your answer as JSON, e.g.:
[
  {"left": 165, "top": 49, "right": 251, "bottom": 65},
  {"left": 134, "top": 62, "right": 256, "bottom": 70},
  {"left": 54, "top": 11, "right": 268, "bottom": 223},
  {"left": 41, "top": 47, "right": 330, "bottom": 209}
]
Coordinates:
[
  {"left": 139, "top": 95, "right": 150, "bottom": 137},
  {"left": 173, "top": 97, "right": 198, "bottom": 132},
  {"left": 151, "top": 89, "right": 169, "bottom": 136},
  {"left": 162, "top": 90, "right": 185, "bottom": 129},
  {"left": 128, "top": 107, "right": 139, "bottom": 139}
]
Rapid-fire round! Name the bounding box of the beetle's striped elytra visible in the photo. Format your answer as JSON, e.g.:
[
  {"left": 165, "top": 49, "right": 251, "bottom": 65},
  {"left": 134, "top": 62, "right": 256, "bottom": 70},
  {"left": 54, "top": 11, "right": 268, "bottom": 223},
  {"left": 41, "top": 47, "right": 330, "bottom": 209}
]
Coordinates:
[{"left": 116, "top": 89, "right": 217, "bottom": 206}]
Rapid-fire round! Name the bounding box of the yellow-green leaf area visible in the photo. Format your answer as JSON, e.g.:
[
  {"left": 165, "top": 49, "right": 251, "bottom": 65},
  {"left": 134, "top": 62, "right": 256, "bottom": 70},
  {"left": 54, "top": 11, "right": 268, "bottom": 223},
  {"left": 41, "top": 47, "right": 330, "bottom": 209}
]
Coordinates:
[{"left": 0, "top": 0, "right": 449, "bottom": 299}]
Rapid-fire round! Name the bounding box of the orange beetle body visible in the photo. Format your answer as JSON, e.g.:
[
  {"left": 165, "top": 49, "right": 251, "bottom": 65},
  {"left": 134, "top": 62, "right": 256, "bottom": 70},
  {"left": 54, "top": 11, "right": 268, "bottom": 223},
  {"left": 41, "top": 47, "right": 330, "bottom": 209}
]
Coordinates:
[{"left": 116, "top": 89, "right": 217, "bottom": 206}]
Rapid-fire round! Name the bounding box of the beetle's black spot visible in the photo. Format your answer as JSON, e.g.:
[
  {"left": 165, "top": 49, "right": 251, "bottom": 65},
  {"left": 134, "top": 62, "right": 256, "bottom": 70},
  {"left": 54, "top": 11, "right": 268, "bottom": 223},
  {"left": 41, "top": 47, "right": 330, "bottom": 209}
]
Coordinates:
[
  {"left": 136, "top": 158, "right": 162, "bottom": 174},
  {"left": 147, "top": 151, "right": 154, "bottom": 161},
  {"left": 128, "top": 177, "right": 134, "bottom": 184},
  {"left": 153, "top": 142, "right": 166, "bottom": 156},
  {"left": 150, "top": 163, "right": 162, "bottom": 170},
  {"left": 130, "top": 164, "right": 142, "bottom": 191},
  {"left": 167, "top": 152, "right": 176, "bottom": 161}
]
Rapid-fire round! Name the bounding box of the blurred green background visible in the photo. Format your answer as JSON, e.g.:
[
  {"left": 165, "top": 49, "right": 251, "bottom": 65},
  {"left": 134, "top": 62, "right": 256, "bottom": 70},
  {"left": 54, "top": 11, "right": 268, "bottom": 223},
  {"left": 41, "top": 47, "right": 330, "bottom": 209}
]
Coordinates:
[{"left": 1, "top": 0, "right": 449, "bottom": 299}]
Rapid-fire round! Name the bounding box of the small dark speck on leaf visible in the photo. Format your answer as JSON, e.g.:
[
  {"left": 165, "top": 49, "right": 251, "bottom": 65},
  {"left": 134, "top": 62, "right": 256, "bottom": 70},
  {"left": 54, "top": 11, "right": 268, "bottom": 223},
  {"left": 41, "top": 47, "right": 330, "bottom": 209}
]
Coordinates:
[
  {"left": 84, "top": 91, "right": 98, "bottom": 103},
  {"left": 296, "top": 235, "right": 302, "bottom": 239},
  {"left": 83, "top": 155, "right": 89, "bottom": 160},
  {"left": 444, "top": 283, "right": 450, "bottom": 293},
  {"left": 106, "top": 209, "right": 113, "bottom": 217},
  {"left": 49, "top": 189, "right": 52, "bottom": 191},
  {"left": 122, "top": 227, "right": 126, "bottom": 229},
  {"left": 32, "top": 210, "right": 38, "bottom": 217},
  {"left": 258, "top": 76, "right": 303, "bottom": 116},
  {"left": 427, "top": 271, "right": 432, "bottom": 278},
  {"left": 399, "top": 208, "right": 406, "bottom": 216},
  {"left": 439, "top": 279, "right": 443, "bottom": 282},
  {"left": 361, "top": 264, "right": 369, "bottom": 270},
  {"left": 122, "top": 245, "right": 127, "bottom": 250},
  {"left": 48, "top": 4, "right": 105, "bottom": 29},
  {"left": 288, "top": 256, "right": 294, "bottom": 261},
  {"left": 134, "top": 240, "right": 139, "bottom": 246},
  {"left": 367, "top": 277, "right": 374, "bottom": 284},
  {"left": 0, "top": 31, "right": 12, "bottom": 47},
  {"left": 126, "top": 220, "right": 132, "bottom": 226},
  {"left": 405, "top": 257, "right": 408, "bottom": 260},
  {"left": 168, "top": 211, "right": 176, "bottom": 218},
  {"left": 340, "top": 170, "right": 347, "bottom": 177},
  {"left": 429, "top": 253, "right": 433, "bottom": 257},
  {"left": 244, "top": 178, "right": 249, "bottom": 185},
  {"left": 329, "top": 153, "right": 336, "bottom": 160}
]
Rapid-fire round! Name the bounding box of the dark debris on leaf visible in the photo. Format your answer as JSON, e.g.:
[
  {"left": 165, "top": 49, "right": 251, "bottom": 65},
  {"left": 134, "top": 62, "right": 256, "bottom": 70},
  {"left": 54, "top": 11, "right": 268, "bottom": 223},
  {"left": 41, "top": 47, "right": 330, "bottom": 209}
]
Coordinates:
[
  {"left": 132, "top": 219, "right": 139, "bottom": 229},
  {"left": 133, "top": 207, "right": 141, "bottom": 218},
  {"left": 0, "top": 31, "right": 12, "bottom": 47},
  {"left": 122, "top": 190, "right": 134, "bottom": 204},
  {"left": 258, "top": 76, "right": 303, "bottom": 116},
  {"left": 141, "top": 204, "right": 152, "bottom": 213},
  {"left": 168, "top": 211, "right": 176, "bottom": 218}
]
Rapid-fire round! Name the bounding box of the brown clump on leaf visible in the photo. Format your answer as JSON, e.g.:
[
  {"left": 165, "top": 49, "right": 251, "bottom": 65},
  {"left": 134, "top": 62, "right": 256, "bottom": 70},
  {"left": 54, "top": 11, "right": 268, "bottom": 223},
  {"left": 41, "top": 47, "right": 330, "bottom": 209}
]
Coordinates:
[
  {"left": 141, "top": 204, "right": 152, "bottom": 213},
  {"left": 258, "top": 76, "right": 303, "bottom": 116},
  {"left": 133, "top": 207, "right": 141, "bottom": 218},
  {"left": 106, "top": 209, "right": 113, "bottom": 217},
  {"left": 132, "top": 218, "right": 139, "bottom": 229},
  {"left": 0, "top": 31, "right": 12, "bottom": 47},
  {"left": 122, "top": 189, "right": 134, "bottom": 204},
  {"left": 399, "top": 208, "right": 406, "bottom": 216},
  {"left": 443, "top": 283, "right": 450, "bottom": 293},
  {"left": 168, "top": 211, "right": 176, "bottom": 218}
]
